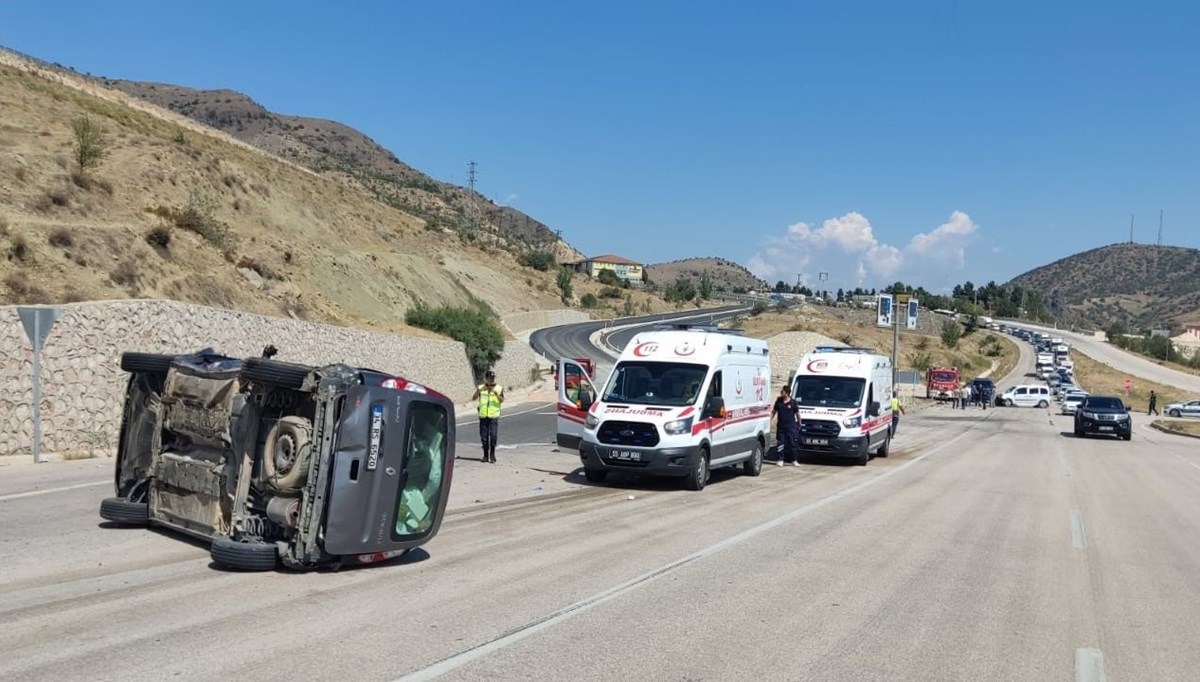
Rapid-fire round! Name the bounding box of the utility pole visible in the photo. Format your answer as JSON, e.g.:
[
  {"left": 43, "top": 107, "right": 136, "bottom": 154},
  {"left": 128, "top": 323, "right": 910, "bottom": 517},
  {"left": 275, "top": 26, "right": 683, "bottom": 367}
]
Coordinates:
[
  {"left": 1158, "top": 209, "right": 1163, "bottom": 246},
  {"left": 1129, "top": 214, "right": 1135, "bottom": 243},
  {"left": 467, "top": 161, "right": 478, "bottom": 192}
]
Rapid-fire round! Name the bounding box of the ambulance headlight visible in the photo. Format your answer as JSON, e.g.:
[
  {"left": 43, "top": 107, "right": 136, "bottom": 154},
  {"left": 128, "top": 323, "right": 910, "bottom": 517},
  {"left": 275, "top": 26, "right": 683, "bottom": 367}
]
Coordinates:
[
  {"left": 842, "top": 416, "right": 862, "bottom": 428},
  {"left": 663, "top": 417, "right": 694, "bottom": 435},
  {"left": 585, "top": 414, "right": 600, "bottom": 429}
]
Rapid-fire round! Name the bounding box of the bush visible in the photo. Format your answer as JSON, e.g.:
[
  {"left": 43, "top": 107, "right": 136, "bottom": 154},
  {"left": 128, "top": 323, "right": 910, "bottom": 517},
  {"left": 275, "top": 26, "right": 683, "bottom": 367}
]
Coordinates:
[
  {"left": 597, "top": 269, "right": 622, "bottom": 287},
  {"left": 556, "top": 266, "right": 573, "bottom": 303},
  {"left": 941, "top": 320, "right": 962, "bottom": 349},
  {"left": 750, "top": 302, "right": 767, "bottom": 316},
  {"left": 48, "top": 227, "right": 74, "bottom": 248},
  {"left": 8, "top": 234, "right": 30, "bottom": 262},
  {"left": 3, "top": 274, "right": 52, "bottom": 304},
  {"left": 72, "top": 115, "right": 105, "bottom": 173},
  {"left": 600, "top": 286, "right": 623, "bottom": 299},
  {"left": 145, "top": 224, "right": 172, "bottom": 249},
  {"left": 405, "top": 303, "right": 504, "bottom": 380},
  {"left": 580, "top": 293, "right": 599, "bottom": 308},
  {"left": 171, "top": 192, "right": 234, "bottom": 248},
  {"left": 663, "top": 277, "right": 697, "bottom": 303},
  {"left": 908, "top": 351, "right": 934, "bottom": 373},
  {"left": 518, "top": 251, "right": 556, "bottom": 272},
  {"left": 109, "top": 259, "right": 140, "bottom": 289}
]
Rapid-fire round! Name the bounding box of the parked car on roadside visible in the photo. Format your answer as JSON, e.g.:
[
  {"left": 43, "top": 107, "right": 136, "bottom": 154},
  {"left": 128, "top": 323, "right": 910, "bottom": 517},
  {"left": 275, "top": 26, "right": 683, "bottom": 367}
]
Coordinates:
[
  {"left": 1074, "top": 395, "right": 1132, "bottom": 440},
  {"left": 1164, "top": 399, "right": 1200, "bottom": 419},
  {"left": 99, "top": 348, "right": 455, "bottom": 571}
]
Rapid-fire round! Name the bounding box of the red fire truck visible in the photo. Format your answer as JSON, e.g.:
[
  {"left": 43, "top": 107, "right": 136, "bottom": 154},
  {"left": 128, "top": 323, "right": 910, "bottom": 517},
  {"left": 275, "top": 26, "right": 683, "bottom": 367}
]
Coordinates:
[{"left": 926, "top": 366, "right": 960, "bottom": 401}]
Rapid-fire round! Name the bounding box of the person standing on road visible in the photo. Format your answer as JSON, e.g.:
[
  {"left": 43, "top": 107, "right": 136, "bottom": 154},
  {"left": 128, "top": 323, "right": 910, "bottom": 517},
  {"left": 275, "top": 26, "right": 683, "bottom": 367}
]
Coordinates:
[
  {"left": 470, "top": 370, "right": 504, "bottom": 463},
  {"left": 961, "top": 383, "right": 972, "bottom": 410},
  {"left": 890, "top": 390, "right": 905, "bottom": 437},
  {"left": 772, "top": 385, "right": 801, "bottom": 467},
  {"left": 1148, "top": 390, "right": 1159, "bottom": 416},
  {"left": 951, "top": 384, "right": 960, "bottom": 409}
]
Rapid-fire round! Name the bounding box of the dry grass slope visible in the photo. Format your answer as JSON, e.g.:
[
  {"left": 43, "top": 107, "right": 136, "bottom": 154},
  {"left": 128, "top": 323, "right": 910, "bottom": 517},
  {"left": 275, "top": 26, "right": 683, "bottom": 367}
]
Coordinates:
[
  {"left": 0, "top": 51, "right": 596, "bottom": 335},
  {"left": 1007, "top": 243, "right": 1200, "bottom": 329}
]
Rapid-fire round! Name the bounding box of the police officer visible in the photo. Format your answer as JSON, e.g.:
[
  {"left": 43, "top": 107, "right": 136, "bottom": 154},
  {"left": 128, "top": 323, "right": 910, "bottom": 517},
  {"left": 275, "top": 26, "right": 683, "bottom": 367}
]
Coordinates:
[
  {"left": 891, "top": 390, "right": 905, "bottom": 436},
  {"left": 470, "top": 370, "right": 504, "bottom": 463}
]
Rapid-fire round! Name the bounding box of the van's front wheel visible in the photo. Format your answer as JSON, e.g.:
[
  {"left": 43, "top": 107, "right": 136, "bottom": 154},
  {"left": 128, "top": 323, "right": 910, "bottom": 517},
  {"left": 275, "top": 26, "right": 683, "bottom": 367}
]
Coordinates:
[
  {"left": 684, "top": 447, "right": 709, "bottom": 491},
  {"left": 743, "top": 440, "right": 763, "bottom": 477}
]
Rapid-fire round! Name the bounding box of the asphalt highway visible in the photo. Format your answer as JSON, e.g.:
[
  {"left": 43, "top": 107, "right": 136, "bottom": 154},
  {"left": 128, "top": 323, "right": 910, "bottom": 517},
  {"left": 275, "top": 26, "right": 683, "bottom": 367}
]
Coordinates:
[
  {"left": 5, "top": 323, "right": 1200, "bottom": 681},
  {"left": 1006, "top": 319, "right": 1200, "bottom": 394}
]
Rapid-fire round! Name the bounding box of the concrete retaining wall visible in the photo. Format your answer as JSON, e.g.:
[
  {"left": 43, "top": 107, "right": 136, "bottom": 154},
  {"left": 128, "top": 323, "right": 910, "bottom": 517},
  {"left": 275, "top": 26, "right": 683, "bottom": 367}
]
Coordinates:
[
  {"left": 502, "top": 309, "right": 590, "bottom": 334},
  {"left": 0, "top": 300, "right": 477, "bottom": 457}
]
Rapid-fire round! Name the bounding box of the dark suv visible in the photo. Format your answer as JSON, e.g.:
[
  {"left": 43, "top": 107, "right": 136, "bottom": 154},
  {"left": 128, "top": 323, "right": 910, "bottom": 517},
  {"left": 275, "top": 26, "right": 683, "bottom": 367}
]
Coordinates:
[
  {"left": 1074, "top": 395, "right": 1132, "bottom": 440},
  {"left": 99, "top": 348, "right": 455, "bottom": 571}
]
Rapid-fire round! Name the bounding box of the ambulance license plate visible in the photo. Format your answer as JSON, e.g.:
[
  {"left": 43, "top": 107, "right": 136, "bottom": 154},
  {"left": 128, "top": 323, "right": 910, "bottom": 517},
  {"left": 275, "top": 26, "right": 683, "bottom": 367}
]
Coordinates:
[
  {"left": 804, "top": 438, "right": 829, "bottom": 446},
  {"left": 609, "top": 450, "right": 641, "bottom": 461}
]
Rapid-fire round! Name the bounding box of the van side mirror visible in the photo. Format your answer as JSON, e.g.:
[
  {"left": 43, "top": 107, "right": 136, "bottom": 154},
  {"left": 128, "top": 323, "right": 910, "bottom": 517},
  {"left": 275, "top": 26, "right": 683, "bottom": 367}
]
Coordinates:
[
  {"left": 869, "top": 401, "right": 881, "bottom": 417},
  {"left": 705, "top": 396, "right": 725, "bottom": 419}
]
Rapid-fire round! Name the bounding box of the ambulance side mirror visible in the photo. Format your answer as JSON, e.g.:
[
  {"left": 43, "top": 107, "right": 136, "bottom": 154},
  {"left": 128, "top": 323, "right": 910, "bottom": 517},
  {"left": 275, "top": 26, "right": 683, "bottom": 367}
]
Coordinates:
[
  {"left": 704, "top": 396, "right": 725, "bottom": 419},
  {"left": 868, "top": 401, "right": 881, "bottom": 417}
]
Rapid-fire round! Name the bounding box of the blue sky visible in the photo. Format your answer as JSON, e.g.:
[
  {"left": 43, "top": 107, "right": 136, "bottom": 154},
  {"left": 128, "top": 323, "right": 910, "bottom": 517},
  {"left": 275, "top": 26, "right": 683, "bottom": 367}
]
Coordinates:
[{"left": 4, "top": 1, "right": 1198, "bottom": 292}]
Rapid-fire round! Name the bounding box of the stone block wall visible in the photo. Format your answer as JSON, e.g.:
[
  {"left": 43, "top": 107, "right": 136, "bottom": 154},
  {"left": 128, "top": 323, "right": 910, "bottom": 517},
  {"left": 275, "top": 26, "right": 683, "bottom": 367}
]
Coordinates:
[
  {"left": 0, "top": 300, "right": 478, "bottom": 457},
  {"left": 502, "top": 309, "right": 590, "bottom": 335}
]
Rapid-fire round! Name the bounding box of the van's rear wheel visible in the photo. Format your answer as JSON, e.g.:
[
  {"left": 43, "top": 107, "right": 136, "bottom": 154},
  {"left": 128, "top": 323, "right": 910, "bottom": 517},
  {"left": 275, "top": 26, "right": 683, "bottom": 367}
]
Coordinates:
[
  {"left": 684, "top": 447, "right": 709, "bottom": 491},
  {"left": 99, "top": 497, "right": 148, "bottom": 525},
  {"left": 1038, "top": 400, "right": 1049, "bottom": 408},
  {"left": 240, "top": 358, "right": 312, "bottom": 390},
  {"left": 119, "top": 352, "right": 174, "bottom": 374},
  {"left": 743, "top": 440, "right": 763, "bottom": 477},
  {"left": 211, "top": 537, "right": 278, "bottom": 571}
]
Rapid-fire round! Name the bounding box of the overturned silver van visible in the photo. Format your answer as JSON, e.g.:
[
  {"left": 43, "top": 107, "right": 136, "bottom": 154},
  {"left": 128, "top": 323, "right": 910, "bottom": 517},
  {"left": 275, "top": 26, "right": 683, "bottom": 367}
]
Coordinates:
[{"left": 100, "top": 348, "right": 455, "bottom": 571}]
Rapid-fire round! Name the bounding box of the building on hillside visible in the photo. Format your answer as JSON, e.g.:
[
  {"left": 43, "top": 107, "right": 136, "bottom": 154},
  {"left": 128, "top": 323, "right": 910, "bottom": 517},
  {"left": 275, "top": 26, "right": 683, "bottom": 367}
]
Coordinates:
[
  {"left": 1172, "top": 324, "right": 1200, "bottom": 359},
  {"left": 571, "top": 255, "right": 644, "bottom": 283}
]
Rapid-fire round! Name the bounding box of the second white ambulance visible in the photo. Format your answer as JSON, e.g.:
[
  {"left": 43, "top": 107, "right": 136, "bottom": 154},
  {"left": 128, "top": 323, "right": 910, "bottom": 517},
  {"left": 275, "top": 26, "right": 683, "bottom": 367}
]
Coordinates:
[
  {"left": 557, "top": 325, "right": 771, "bottom": 491},
  {"left": 790, "top": 346, "right": 894, "bottom": 465}
]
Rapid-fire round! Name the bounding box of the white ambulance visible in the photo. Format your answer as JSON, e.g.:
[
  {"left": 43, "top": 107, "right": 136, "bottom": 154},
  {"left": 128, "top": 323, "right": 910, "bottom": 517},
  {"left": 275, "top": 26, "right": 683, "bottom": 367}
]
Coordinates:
[
  {"left": 790, "top": 346, "right": 894, "bottom": 466},
  {"left": 556, "top": 326, "right": 771, "bottom": 491}
]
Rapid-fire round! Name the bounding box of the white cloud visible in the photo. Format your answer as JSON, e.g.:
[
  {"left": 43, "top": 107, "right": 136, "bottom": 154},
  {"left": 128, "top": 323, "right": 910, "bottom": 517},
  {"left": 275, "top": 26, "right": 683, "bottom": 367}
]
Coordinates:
[{"left": 747, "top": 211, "right": 979, "bottom": 292}]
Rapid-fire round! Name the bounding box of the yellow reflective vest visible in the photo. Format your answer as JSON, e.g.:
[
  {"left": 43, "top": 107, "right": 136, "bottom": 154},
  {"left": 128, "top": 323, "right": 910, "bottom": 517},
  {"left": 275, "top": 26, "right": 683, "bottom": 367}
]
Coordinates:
[{"left": 477, "top": 385, "right": 503, "bottom": 419}]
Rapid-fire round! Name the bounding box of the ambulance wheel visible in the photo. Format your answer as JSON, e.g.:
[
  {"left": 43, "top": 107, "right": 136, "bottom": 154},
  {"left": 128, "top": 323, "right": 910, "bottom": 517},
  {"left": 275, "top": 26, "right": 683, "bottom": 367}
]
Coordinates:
[
  {"left": 584, "top": 468, "right": 608, "bottom": 483},
  {"left": 684, "top": 447, "right": 709, "bottom": 491},
  {"left": 877, "top": 434, "right": 890, "bottom": 458},
  {"left": 855, "top": 445, "right": 870, "bottom": 467},
  {"left": 743, "top": 440, "right": 763, "bottom": 477}
]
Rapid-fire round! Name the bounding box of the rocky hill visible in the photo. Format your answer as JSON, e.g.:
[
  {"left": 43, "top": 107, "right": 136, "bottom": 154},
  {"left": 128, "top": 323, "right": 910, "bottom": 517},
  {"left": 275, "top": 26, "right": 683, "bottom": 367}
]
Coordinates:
[
  {"left": 0, "top": 48, "right": 606, "bottom": 333},
  {"left": 646, "top": 257, "right": 768, "bottom": 292},
  {"left": 102, "top": 79, "right": 583, "bottom": 264},
  {"left": 1006, "top": 243, "right": 1200, "bottom": 329}
]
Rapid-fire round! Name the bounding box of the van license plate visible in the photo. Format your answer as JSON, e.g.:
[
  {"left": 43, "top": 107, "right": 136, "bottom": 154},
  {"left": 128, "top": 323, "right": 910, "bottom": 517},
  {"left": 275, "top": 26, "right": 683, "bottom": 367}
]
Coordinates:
[
  {"left": 1098, "top": 426, "right": 1113, "bottom": 432},
  {"left": 610, "top": 450, "right": 641, "bottom": 461},
  {"left": 804, "top": 438, "right": 829, "bottom": 446}
]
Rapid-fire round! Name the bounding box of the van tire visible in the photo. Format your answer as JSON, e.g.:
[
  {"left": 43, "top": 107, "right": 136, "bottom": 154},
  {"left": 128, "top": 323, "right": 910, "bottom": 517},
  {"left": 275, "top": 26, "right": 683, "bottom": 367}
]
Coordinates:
[
  {"left": 120, "top": 352, "right": 174, "bottom": 374},
  {"left": 1004, "top": 399, "right": 1013, "bottom": 407},
  {"left": 855, "top": 445, "right": 870, "bottom": 467},
  {"left": 241, "top": 358, "right": 312, "bottom": 390},
  {"left": 1038, "top": 400, "right": 1049, "bottom": 408},
  {"left": 584, "top": 468, "right": 608, "bottom": 483},
  {"left": 743, "top": 440, "right": 763, "bottom": 477},
  {"left": 877, "top": 434, "right": 890, "bottom": 458},
  {"left": 684, "top": 447, "right": 709, "bottom": 491},
  {"left": 99, "top": 497, "right": 149, "bottom": 525},
  {"left": 210, "top": 537, "right": 278, "bottom": 571}
]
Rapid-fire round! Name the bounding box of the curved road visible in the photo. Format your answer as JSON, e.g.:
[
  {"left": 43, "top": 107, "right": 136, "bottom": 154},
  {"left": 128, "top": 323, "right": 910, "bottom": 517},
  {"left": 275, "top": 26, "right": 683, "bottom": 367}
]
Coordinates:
[
  {"left": 530, "top": 304, "right": 749, "bottom": 382},
  {"left": 1005, "top": 320, "right": 1200, "bottom": 394}
]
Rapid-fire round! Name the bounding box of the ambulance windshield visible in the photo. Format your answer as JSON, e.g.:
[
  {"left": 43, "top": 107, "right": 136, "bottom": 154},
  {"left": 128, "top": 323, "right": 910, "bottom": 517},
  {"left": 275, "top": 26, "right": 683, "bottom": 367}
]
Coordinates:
[
  {"left": 793, "top": 376, "right": 866, "bottom": 408},
  {"left": 602, "top": 361, "right": 709, "bottom": 407}
]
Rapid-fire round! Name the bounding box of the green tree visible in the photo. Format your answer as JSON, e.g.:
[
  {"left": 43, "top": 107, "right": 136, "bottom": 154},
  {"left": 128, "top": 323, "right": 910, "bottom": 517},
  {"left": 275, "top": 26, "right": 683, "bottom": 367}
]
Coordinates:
[
  {"left": 72, "top": 115, "right": 106, "bottom": 174},
  {"left": 597, "top": 269, "right": 622, "bottom": 287},
  {"left": 405, "top": 304, "right": 504, "bottom": 380},
  {"left": 940, "top": 320, "right": 962, "bottom": 349},
  {"left": 580, "top": 293, "right": 599, "bottom": 308},
  {"left": 518, "top": 251, "right": 556, "bottom": 271},
  {"left": 699, "top": 271, "right": 713, "bottom": 300},
  {"left": 556, "top": 266, "right": 574, "bottom": 303},
  {"left": 664, "top": 277, "right": 697, "bottom": 303}
]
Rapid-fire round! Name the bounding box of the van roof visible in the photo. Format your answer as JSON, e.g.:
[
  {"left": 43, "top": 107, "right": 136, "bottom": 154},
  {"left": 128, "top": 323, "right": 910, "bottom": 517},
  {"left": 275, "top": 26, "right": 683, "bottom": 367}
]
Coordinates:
[{"left": 621, "top": 329, "right": 768, "bottom": 365}]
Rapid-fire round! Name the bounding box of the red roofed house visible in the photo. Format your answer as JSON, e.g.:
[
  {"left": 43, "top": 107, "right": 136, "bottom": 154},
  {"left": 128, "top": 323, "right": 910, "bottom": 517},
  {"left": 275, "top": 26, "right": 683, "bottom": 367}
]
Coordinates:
[{"left": 573, "top": 254, "right": 644, "bottom": 283}]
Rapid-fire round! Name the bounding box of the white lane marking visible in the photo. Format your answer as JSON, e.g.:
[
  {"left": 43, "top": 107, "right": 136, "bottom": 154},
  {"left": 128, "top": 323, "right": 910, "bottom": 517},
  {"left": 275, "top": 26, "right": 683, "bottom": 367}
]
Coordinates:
[
  {"left": 456, "top": 403, "right": 551, "bottom": 427},
  {"left": 1070, "top": 509, "right": 1088, "bottom": 549},
  {"left": 1056, "top": 451, "right": 1072, "bottom": 479},
  {"left": 0, "top": 480, "right": 108, "bottom": 502},
  {"left": 394, "top": 410, "right": 986, "bottom": 682},
  {"left": 1172, "top": 453, "right": 1200, "bottom": 473},
  {"left": 1075, "top": 647, "right": 1106, "bottom": 682}
]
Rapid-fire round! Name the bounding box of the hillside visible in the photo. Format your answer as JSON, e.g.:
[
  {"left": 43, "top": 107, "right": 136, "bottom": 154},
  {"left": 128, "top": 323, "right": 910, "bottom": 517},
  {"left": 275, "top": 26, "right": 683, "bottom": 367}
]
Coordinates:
[
  {"left": 0, "top": 49, "right": 665, "bottom": 333},
  {"left": 646, "top": 257, "right": 768, "bottom": 292},
  {"left": 101, "top": 79, "right": 583, "bottom": 264},
  {"left": 1007, "top": 243, "right": 1200, "bottom": 329}
]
